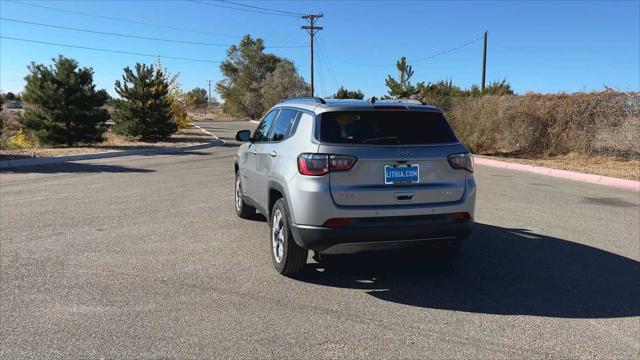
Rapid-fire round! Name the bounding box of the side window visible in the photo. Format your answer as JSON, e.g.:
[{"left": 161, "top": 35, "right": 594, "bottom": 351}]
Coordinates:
[
  {"left": 268, "top": 109, "right": 299, "bottom": 142},
  {"left": 253, "top": 110, "right": 278, "bottom": 142}
]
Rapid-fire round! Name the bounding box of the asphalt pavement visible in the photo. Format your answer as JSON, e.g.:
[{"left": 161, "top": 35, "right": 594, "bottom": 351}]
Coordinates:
[{"left": 1, "top": 121, "right": 638, "bottom": 359}]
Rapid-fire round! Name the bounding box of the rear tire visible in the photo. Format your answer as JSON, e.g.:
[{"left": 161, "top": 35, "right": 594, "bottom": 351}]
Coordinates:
[
  {"left": 270, "top": 198, "right": 307, "bottom": 276},
  {"left": 235, "top": 172, "right": 255, "bottom": 219}
]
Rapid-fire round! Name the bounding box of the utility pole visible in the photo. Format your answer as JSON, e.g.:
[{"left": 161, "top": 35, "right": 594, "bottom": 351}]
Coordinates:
[
  {"left": 481, "top": 31, "right": 488, "bottom": 92},
  {"left": 301, "top": 13, "right": 323, "bottom": 97},
  {"left": 206, "top": 80, "right": 213, "bottom": 103}
]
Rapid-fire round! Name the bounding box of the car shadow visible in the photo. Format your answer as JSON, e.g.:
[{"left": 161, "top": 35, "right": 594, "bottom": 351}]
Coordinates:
[
  {"left": 294, "top": 223, "right": 639, "bottom": 319},
  {"left": 245, "top": 213, "right": 267, "bottom": 222},
  {"left": 1, "top": 162, "right": 155, "bottom": 174}
]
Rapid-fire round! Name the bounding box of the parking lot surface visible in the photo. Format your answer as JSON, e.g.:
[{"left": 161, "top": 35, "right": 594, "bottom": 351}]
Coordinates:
[{"left": 1, "top": 121, "right": 638, "bottom": 358}]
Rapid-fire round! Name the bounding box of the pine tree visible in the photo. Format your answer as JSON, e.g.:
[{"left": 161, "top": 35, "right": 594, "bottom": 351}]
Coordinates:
[
  {"left": 17, "top": 56, "right": 109, "bottom": 146},
  {"left": 112, "top": 63, "right": 177, "bottom": 139},
  {"left": 385, "top": 56, "right": 423, "bottom": 99}
]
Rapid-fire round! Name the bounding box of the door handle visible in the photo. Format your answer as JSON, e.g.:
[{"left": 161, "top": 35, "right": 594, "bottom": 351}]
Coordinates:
[
  {"left": 250, "top": 149, "right": 257, "bottom": 155},
  {"left": 269, "top": 150, "right": 278, "bottom": 158}
]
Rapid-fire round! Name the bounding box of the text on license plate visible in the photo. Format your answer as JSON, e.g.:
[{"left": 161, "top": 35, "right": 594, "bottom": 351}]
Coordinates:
[{"left": 384, "top": 164, "right": 419, "bottom": 184}]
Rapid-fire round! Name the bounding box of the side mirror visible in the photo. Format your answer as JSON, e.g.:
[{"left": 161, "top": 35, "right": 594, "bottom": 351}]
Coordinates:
[{"left": 235, "top": 130, "right": 251, "bottom": 142}]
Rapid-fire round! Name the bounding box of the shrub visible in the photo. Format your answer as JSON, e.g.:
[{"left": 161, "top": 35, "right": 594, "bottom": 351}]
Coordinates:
[
  {"left": 112, "top": 63, "right": 177, "bottom": 139},
  {"left": 445, "top": 91, "right": 639, "bottom": 158},
  {"left": 185, "top": 87, "right": 208, "bottom": 107},
  {"left": 6, "top": 129, "right": 34, "bottom": 149},
  {"left": 157, "top": 59, "right": 192, "bottom": 130},
  {"left": 0, "top": 96, "right": 3, "bottom": 137},
  {"left": 332, "top": 86, "right": 364, "bottom": 99},
  {"left": 17, "top": 56, "right": 109, "bottom": 146}
]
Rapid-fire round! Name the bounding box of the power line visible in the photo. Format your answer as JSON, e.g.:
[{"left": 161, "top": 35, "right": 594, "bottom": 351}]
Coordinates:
[
  {"left": 333, "top": 35, "right": 484, "bottom": 68},
  {"left": 187, "top": 0, "right": 300, "bottom": 18},
  {"left": 0, "top": 36, "right": 222, "bottom": 64},
  {"left": 411, "top": 35, "right": 484, "bottom": 63},
  {"left": 0, "top": 17, "right": 307, "bottom": 49},
  {"left": 210, "top": 0, "right": 304, "bottom": 17},
  {"left": 315, "top": 36, "right": 339, "bottom": 90},
  {"left": 7, "top": 0, "right": 239, "bottom": 38}
]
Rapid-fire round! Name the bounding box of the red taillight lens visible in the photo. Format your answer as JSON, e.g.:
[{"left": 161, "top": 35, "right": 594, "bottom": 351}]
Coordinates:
[
  {"left": 322, "top": 218, "right": 352, "bottom": 227},
  {"left": 448, "top": 153, "right": 474, "bottom": 172},
  {"left": 297, "top": 153, "right": 356, "bottom": 175},
  {"left": 451, "top": 212, "right": 471, "bottom": 221},
  {"left": 297, "top": 153, "right": 329, "bottom": 175}
]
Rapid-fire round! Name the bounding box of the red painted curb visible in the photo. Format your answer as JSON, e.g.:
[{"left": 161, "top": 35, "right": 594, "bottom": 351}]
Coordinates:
[{"left": 475, "top": 157, "right": 640, "bottom": 192}]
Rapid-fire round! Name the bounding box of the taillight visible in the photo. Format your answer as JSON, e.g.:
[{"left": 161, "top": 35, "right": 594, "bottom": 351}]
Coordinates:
[
  {"left": 448, "top": 153, "right": 474, "bottom": 172},
  {"left": 297, "top": 153, "right": 356, "bottom": 176},
  {"left": 297, "top": 153, "right": 329, "bottom": 175}
]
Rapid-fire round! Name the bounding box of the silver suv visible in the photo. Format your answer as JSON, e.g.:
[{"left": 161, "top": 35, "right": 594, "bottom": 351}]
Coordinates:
[{"left": 234, "top": 98, "right": 476, "bottom": 275}]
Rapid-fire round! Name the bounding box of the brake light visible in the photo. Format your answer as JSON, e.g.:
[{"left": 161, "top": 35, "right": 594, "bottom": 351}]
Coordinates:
[
  {"left": 448, "top": 153, "right": 474, "bottom": 172},
  {"left": 297, "top": 153, "right": 356, "bottom": 175},
  {"left": 297, "top": 153, "right": 329, "bottom": 175}
]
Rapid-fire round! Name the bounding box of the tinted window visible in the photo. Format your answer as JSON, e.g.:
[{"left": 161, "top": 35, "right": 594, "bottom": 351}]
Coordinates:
[
  {"left": 269, "top": 109, "right": 299, "bottom": 141},
  {"left": 319, "top": 111, "right": 458, "bottom": 145},
  {"left": 253, "top": 110, "right": 278, "bottom": 142}
]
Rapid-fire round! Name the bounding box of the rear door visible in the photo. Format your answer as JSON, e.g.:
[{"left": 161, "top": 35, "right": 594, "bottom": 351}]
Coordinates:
[
  {"left": 244, "top": 110, "right": 278, "bottom": 204},
  {"left": 318, "top": 110, "right": 469, "bottom": 207},
  {"left": 254, "top": 109, "right": 299, "bottom": 206}
]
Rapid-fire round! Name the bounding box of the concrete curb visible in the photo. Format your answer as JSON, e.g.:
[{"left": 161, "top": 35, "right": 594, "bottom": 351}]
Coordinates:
[
  {"left": 475, "top": 156, "right": 640, "bottom": 192},
  {"left": 193, "top": 125, "right": 219, "bottom": 139},
  {"left": 249, "top": 120, "right": 260, "bottom": 124},
  {"left": 0, "top": 140, "right": 223, "bottom": 170}
]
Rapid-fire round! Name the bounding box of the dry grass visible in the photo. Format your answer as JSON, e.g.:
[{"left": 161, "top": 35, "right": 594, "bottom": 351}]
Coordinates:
[
  {"left": 445, "top": 91, "right": 640, "bottom": 159},
  {"left": 480, "top": 153, "right": 640, "bottom": 181}
]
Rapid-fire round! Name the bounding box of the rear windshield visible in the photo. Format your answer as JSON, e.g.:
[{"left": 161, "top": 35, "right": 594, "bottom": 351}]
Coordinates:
[{"left": 319, "top": 111, "right": 458, "bottom": 145}]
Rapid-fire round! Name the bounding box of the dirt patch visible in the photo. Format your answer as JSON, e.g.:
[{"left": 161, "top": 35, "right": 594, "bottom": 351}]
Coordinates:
[
  {"left": 0, "top": 128, "right": 214, "bottom": 161},
  {"left": 479, "top": 153, "right": 640, "bottom": 181}
]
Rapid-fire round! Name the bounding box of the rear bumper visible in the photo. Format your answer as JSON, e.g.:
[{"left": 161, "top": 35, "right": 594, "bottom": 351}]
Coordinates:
[{"left": 290, "top": 216, "right": 473, "bottom": 254}]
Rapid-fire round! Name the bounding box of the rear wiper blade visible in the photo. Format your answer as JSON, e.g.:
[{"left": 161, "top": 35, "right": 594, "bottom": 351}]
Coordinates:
[{"left": 361, "top": 136, "right": 400, "bottom": 144}]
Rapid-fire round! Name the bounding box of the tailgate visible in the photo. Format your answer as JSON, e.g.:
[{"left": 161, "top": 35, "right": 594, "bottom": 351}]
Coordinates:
[{"left": 323, "top": 144, "right": 467, "bottom": 207}]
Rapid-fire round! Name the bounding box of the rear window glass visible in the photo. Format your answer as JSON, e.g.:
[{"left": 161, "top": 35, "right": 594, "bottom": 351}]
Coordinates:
[{"left": 319, "top": 111, "right": 458, "bottom": 145}]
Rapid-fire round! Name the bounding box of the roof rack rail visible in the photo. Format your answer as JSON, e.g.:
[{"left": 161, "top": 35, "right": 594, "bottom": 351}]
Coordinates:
[{"left": 280, "top": 97, "right": 326, "bottom": 104}]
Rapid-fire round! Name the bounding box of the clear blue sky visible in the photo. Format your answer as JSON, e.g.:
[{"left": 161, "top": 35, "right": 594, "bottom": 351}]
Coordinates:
[{"left": 1, "top": 0, "right": 638, "bottom": 99}]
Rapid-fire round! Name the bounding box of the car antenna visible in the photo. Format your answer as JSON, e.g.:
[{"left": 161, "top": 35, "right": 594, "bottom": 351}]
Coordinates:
[{"left": 368, "top": 96, "right": 377, "bottom": 104}]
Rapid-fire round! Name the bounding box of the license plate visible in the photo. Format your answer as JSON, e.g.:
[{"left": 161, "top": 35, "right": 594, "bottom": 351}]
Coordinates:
[{"left": 384, "top": 164, "right": 419, "bottom": 184}]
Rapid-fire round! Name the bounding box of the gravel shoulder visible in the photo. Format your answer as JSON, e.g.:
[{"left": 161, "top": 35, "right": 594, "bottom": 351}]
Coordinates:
[
  {"left": 0, "top": 128, "right": 215, "bottom": 161},
  {"left": 479, "top": 153, "right": 639, "bottom": 180}
]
